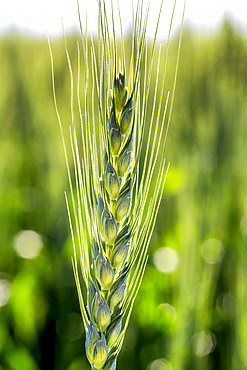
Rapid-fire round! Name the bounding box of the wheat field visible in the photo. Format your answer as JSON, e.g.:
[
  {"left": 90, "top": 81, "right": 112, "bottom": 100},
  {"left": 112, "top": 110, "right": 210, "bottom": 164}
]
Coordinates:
[{"left": 0, "top": 10, "right": 247, "bottom": 370}]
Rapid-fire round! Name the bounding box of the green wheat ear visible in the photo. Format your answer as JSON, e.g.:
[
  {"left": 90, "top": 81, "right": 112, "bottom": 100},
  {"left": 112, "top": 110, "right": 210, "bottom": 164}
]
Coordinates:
[{"left": 49, "top": 0, "right": 185, "bottom": 368}]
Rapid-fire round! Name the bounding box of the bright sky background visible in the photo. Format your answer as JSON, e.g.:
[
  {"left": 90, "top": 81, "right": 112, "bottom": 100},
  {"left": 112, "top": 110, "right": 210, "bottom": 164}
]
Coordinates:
[{"left": 0, "top": 0, "right": 247, "bottom": 38}]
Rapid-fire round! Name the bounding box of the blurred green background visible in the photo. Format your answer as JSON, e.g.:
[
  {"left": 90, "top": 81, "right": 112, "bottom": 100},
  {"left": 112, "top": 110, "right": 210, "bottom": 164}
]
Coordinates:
[{"left": 0, "top": 20, "right": 247, "bottom": 370}]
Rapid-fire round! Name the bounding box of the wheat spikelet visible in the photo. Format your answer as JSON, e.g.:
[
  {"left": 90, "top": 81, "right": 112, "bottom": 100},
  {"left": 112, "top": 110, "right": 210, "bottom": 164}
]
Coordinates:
[{"left": 49, "top": 0, "right": 185, "bottom": 368}]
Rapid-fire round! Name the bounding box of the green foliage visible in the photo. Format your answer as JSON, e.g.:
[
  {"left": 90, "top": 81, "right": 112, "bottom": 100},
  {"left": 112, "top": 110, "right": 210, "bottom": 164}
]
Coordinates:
[{"left": 0, "top": 19, "right": 247, "bottom": 369}]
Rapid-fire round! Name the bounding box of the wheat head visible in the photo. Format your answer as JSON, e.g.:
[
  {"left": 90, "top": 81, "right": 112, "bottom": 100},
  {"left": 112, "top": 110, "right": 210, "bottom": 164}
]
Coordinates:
[{"left": 49, "top": 0, "right": 185, "bottom": 368}]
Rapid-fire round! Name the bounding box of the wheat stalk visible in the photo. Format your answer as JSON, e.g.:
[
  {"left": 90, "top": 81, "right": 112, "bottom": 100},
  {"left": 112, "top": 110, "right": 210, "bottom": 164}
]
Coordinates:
[{"left": 49, "top": 0, "right": 185, "bottom": 368}]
